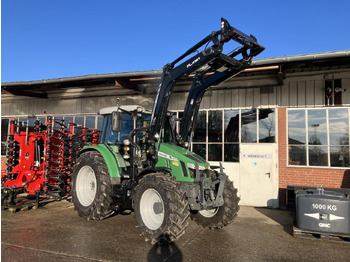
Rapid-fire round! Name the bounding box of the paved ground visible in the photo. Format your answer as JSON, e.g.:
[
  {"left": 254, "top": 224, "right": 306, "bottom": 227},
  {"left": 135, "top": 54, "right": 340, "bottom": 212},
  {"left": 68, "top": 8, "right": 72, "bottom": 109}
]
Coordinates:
[{"left": 1, "top": 200, "right": 349, "bottom": 262}]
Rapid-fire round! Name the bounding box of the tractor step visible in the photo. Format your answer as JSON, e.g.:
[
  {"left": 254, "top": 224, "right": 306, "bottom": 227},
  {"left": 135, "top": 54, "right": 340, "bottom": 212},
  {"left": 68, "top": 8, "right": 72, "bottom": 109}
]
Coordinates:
[{"left": 293, "top": 226, "right": 350, "bottom": 244}]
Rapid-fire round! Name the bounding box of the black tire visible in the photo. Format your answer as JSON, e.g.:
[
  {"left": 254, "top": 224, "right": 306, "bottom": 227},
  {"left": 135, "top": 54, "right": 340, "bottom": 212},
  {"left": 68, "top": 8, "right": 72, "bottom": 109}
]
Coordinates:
[
  {"left": 133, "top": 173, "right": 189, "bottom": 244},
  {"left": 191, "top": 177, "right": 240, "bottom": 229},
  {"left": 71, "top": 151, "right": 113, "bottom": 220}
]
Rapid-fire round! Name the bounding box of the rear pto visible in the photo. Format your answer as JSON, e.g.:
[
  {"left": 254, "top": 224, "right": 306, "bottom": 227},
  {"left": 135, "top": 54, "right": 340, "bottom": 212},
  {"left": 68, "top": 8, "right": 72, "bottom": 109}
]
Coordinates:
[{"left": 2, "top": 18, "right": 264, "bottom": 244}]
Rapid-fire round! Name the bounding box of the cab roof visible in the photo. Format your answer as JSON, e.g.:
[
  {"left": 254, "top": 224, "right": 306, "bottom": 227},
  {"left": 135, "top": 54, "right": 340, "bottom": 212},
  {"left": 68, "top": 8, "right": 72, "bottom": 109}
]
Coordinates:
[{"left": 99, "top": 105, "right": 150, "bottom": 115}]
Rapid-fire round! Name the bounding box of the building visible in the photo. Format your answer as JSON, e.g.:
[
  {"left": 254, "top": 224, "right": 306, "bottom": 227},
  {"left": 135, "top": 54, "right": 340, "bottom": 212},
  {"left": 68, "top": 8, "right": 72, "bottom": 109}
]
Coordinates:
[{"left": 2, "top": 50, "right": 350, "bottom": 208}]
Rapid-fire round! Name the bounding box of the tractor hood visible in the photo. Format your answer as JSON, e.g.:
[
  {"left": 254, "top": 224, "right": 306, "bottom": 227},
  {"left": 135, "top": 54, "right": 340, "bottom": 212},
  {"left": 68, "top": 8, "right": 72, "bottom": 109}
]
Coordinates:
[{"left": 157, "top": 143, "right": 209, "bottom": 172}]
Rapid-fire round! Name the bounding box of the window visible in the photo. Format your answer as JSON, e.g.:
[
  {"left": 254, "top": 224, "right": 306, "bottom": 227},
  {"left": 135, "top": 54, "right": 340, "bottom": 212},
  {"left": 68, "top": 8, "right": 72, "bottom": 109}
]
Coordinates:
[
  {"left": 259, "top": 109, "right": 275, "bottom": 143},
  {"left": 85, "top": 116, "right": 96, "bottom": 128},
  {"left": 120, "top": 113, "right": 133, "bottom": 143},
  {"left": 193, "top": 111, "right": 206, "bottom": 143},
  {"left": 208, "top": 111, "right": 222, "bottom": 161},
  {"left": 1, "top": 118, "right": 10, "bottom": 156},
  {"left": 74, "top": 116, "right": 85, "bottom": 135},
  {"left": 191, "top": 108, "right": 276, "bottom": 162},
  {"left": 288, "top": 108, "right": 350, "bottom": 167},
  {"left": 97, "top": 117, "right": 104, "bottom": 130},
  {"left": 241, "top": 109, "right": 257, "bottom": 143},
  {"left": 224, "top": 110, "right": 239, "bottom": 162},
  {"left": 163, "top": 120, "right": 174, "bottom": 143},
  {"left": 192, "top": 111, "right": 206, "bottom": 160}
]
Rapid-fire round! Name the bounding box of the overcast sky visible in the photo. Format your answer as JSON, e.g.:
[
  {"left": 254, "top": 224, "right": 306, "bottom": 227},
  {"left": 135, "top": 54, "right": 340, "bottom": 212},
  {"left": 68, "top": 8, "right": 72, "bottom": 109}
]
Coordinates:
[{"left": 2, "top": 0, "right": 350, "bottom": 82}]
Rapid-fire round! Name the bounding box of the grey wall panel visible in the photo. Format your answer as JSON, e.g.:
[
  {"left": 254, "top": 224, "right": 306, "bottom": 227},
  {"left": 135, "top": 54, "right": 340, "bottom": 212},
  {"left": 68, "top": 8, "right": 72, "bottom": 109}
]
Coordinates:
[
  {"left": 305, "top": 80, "right": 315, "bottom": 106},
  {"left": 253, "top": 88, "right": 260, "bottom": 108},
  {"left": 289, "top": 82, "right": 298, "bottom": 107},
  {"left": 81, "top": 98, "right": 96, "bottom": 114},
  {"left": 168, "top": 93, "right": 176, "bottom": 110},
  {"left": 245, "top": 88, "right": 254, "bottom": 107},
  {"left": 231, "top": 89, "right": 239, "bottom": 108},
  {"left": 238, "top": 89, "right": 246, "bottom": 108},
  {"left": 200, "top": 92, "right": 210, "bottom": 110},
  {"left": 298, "top": 81, "right": 306, "bottom": 107},
  {"left": 280, "top": 84, "right": 289, "bottom": 106},
  {"left": 2, "top": 70, "right": 350, "bottom": 118},
  {"left": 218, "top": 90, "right": 226, "bottom": 108},
  {"left": 260, "top": 92, "right": 269, "bottom": 107},
  {"left": 224, "top": 89, "right": 232, "bottom": 108},
  {"left": 269, "top": 86, "right": 277, "bottom": 107},
  {"left": 170, "top": 93, "right": 187, "bottom": 110},
  {"left": 343, "top": 78, "right": 350, "bottom": 106},
  {"left": 210, "top": 90, "right": 219, "bottom": 108},
  {"left": 314, "top": 80, "right": 324, "bottom": 106}
]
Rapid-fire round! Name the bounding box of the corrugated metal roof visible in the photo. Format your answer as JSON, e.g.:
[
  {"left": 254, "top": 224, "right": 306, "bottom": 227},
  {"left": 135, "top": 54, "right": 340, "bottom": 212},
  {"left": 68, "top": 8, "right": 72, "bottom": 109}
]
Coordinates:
[
  {"left": 2, "top": 50, "right": 349, "bottom": 87},
  {"left": 251, "top": 50, "right": 350, "bottom": 66},
  {"left": 1, "top": 50, "right": 350, "bottom": 99}
]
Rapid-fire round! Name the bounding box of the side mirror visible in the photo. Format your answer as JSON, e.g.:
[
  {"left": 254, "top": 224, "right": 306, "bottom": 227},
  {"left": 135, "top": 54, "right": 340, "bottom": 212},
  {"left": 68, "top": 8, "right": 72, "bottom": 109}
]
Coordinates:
[{"left": 112, "top": 111, "right": 122, "bottom": 132}]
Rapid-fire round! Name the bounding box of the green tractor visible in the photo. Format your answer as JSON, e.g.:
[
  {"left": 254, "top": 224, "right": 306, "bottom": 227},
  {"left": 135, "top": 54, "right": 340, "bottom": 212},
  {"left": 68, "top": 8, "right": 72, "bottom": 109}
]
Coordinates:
[{"left": 71, "top": 18, "right": 264, "bottom": 244}]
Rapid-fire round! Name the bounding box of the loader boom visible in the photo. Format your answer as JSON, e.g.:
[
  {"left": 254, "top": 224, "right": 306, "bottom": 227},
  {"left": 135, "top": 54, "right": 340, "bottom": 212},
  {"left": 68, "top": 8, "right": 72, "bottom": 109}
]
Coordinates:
[{"left": 148, "top": 18, "right": 264, "bottom": 159}]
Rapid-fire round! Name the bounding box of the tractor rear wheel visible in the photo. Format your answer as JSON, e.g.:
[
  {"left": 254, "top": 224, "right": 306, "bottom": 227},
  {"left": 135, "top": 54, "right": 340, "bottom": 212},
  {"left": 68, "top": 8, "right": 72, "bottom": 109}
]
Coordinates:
[
  {"left": 133, "top": 173, "right": 189, "bottom": 244},
  {"left": 71, "top": 151, "right": 113, "bottom": 220},
  {"left": 191, "top": 177, "right": 240, "bottom": 229}
]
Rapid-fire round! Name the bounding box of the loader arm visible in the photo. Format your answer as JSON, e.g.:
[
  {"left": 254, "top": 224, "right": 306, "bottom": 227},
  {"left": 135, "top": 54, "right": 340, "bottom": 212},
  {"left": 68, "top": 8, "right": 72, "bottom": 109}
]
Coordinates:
[{"left": 147, "top": 18, "right": 264, "bottom": 163}]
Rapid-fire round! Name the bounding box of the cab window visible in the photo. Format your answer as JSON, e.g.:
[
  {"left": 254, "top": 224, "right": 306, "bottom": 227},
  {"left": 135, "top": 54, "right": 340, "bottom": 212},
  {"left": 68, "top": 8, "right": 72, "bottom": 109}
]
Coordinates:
[
  {"left": 163, "top": 120, "right": 174, "bottom": 143},
  {"left": 102, "top": 113, "right": 133, "bottom": 145}
]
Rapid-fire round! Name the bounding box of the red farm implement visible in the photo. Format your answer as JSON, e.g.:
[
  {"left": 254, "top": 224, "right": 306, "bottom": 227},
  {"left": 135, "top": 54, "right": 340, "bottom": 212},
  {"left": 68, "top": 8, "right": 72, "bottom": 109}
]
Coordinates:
[{"left": 1, "top": 116, "right": 100, "bottom": 209}]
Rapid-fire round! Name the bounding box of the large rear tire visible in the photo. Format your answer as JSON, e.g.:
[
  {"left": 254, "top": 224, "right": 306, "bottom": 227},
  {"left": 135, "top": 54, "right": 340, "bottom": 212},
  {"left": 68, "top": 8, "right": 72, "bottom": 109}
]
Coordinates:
[
  {"left": 191, "top": 177, "right": 240, "bottom": 229},
  {"left": 133, "top": 173, "right": 189, "bottom": 244},
  {"left": 71, "top": 151, "right": 113, "bottom": 220}
]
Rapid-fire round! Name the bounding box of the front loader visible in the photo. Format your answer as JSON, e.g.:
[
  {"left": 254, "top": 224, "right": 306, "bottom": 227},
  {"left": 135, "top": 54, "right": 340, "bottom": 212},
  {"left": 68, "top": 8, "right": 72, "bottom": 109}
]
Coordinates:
[{"left": 71, "top": 18, "right": 265, "bottom": 244}]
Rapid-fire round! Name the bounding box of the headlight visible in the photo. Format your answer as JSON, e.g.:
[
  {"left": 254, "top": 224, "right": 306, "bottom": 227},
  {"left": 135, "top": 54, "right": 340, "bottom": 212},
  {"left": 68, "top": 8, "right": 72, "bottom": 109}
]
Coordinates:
[
  {"left": 123, "top": 153, "right": 130, "bottom": 159},
  {"left": 123, "top": 139, "right": 131, "bottom": 146},
  {"left": 187, "top": 163, "right": 205, "bottom": 170}
]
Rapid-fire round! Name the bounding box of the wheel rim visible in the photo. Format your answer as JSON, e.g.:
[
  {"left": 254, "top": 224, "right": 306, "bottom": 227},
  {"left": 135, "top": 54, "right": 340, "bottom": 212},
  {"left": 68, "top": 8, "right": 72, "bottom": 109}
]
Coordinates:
[
  {"left": 199, "top": 208, "right": 219, "bottom": 218},
  {"left": 76, "top": 165, "right": 97, "bottom": 207},
  {"left": 140, "top": 188, "right": 165, "bottom": 230}
]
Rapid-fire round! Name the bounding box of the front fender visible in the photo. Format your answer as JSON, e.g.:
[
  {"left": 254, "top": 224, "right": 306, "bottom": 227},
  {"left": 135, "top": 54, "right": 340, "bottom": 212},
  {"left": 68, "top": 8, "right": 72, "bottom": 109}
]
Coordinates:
[{"left": 80, "top": 144, "right": 123, "bottom": 178}]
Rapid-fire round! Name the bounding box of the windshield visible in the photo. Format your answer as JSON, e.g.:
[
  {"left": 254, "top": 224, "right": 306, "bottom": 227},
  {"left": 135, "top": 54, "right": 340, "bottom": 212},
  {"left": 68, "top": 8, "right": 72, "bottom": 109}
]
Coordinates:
[
  {"left": 101, "top": 113, "right": 133, "bottom": 145},
  {"left": 101, "top": 112, "right": 152, "bottom": 145},
  {"left": 137, "top": 113, "right": 151, "bottom": 129}
]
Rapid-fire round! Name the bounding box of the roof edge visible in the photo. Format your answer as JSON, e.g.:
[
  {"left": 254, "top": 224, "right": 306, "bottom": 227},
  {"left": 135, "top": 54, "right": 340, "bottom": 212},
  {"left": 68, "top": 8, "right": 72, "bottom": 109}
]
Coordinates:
[
  {"left": 2, "top": 50, "right": 350, "bottom": 86},
  {"left": 251, "top": 50, "right": 350, "bottom": 66}
]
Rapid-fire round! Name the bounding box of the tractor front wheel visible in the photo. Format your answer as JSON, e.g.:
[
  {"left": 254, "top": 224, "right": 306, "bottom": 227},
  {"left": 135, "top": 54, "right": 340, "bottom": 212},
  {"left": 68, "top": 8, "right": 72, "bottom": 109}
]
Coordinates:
[
  {"left": 71, "top": 151, "right": 113, "bottom": 220},
  {"left": 133, "top": 173, "right": 189, "bottom": 244}
]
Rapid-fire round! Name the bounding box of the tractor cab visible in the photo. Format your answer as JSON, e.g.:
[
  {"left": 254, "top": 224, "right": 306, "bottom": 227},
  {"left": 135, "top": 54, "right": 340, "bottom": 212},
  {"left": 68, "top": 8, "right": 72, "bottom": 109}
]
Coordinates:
[
  {"left": 99, "top": 105, "right": 151, "bottom": 145},
  {"left": 98, "top": 104, "right": 209, "bottom": 182}
]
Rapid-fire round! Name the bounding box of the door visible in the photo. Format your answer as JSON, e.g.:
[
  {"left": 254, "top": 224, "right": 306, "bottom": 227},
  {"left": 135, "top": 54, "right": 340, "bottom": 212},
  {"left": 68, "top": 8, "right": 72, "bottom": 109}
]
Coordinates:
[{"left": 239, "top": 143, "right": 279, "bottom": 208}]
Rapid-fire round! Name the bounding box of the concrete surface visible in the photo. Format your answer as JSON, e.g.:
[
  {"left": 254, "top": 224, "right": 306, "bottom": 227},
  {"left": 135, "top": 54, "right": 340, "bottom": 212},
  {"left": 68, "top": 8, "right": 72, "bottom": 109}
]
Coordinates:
[{"left": 1, "top": 200, "right": 349, "bottom": 262}]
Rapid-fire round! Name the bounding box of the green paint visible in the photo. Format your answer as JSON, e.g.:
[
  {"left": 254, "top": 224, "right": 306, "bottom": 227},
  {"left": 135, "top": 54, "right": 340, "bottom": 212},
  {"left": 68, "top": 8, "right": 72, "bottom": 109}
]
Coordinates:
[
  {"left": 157, "top": 143, "right": 209, "bottom": 182},
  {"left": 81, "top": 144, "right": 125, "bottom": 178},
  {"left": 82, "top": 142, "right": 209, "bottom": 182}
]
